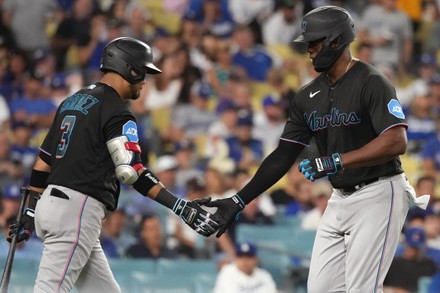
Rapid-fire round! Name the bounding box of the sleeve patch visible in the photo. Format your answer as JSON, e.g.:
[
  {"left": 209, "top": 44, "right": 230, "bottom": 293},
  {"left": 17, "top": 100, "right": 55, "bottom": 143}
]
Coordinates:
[
  {"left": 122, "top": 120, "right": 139, "bottom": 142},
  {"left": 387, "top": 99, "right": 405, "bottom": 119}
]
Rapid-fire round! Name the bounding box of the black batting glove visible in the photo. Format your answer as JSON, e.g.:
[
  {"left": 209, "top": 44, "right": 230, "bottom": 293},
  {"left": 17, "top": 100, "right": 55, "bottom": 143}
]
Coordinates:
[
  {"left": 172, "top": 197, "right": 220, "bottom": 237},
  {"left": 7, "top": 208, "right": 35, "bottom": 243},
  {"left": 203, "top": 195, "right": 245, "bottom": 238},
  {"left": 298, "top": 153, "right": 343, "bottom": 182}
]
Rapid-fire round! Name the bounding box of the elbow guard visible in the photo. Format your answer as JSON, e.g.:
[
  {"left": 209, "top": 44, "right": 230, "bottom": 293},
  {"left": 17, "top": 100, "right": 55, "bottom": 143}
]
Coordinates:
[{"left": 106, "top": 135, "right": 144, "bottom": 185}]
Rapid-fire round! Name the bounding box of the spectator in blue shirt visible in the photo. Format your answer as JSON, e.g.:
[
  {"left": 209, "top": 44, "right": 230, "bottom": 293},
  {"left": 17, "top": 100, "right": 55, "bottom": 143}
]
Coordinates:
[
  {"left": 231, "top": 25, "right": 273, "bottom": 82},
  {"left": 421, "top": 115, "right": 440, "bottom": 175},
  {"left": 9, "top": 71, "right": 57, "bottom": 128}
]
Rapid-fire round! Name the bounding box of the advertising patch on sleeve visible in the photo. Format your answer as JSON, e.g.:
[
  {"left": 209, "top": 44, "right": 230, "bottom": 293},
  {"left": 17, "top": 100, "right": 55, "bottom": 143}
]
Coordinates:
[
  {"left": 122, "top": 120, "right": 139, "bottom": 142},
  {"left": 387, "top": 99, "right": 405, "bottom": 119}
]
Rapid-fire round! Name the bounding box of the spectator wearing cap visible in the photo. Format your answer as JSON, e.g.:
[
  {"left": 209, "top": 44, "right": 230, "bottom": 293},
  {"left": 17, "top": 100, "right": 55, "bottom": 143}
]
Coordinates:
[
  {"left": 405, "top": 89, "right": 437, "bottom": 154},
  {"left": 10, "top": 120, "right": 38, "bottom": 184},
  {"left": 0, "top": 184, "right": 22, "bottom": 229},
  {"left": 253, "top": 95, "right": 287, "bottom": 155},
  {"left": 205, "top": 99, "right": 239, "bottom": 159},
  {"left": 301, "top": 180, "right": 332, "bottom": 231},
  {"left": 401, "top": 53, "right": 438, "bottom": 109},
  {"left": 213, "top": 241, "right": 277, "bottom": 293},
  {"left": 155, "top": 155, "right": 185, "bottom": 199},
  {"left": 421, "top": 115, "right": 440, "bottom": 176},
  {"left": 173, "top": 140, "right": 204, "bottom": 190},
  {"left": 9, "top": 70, "right": 57, "bottom": 129},
  {"left": 169, "top": 81, "right": 216, "bottom": 145},
  {"left": 50, "top": 73, "right": 70, "bottom": 105},
  {"left": 384, "top": 227, "right": 436, "bottom": 293},
  {"left": 224, "top": 110, "right": 264, "bottom": 170},
  {"left": 262, "top": 0, "right": 301, "bottom": 46}
]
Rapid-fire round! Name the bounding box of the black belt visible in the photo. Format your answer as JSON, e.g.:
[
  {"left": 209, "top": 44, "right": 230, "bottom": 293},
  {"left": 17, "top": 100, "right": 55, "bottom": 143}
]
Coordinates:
[
  {"left": 50, "top": 188, "right": 70, "bottom": 199},
  {"left": 340, "top": 177, "right": 380, "bottom": 193}
]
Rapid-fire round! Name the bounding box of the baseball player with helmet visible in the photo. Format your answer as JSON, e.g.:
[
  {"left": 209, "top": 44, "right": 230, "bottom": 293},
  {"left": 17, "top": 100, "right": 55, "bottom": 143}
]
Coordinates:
[
  {"left": 7, "top": 37, "right": 219, "bottom": 292},
  {"left": 204, "top": 5, "right": 430, "bottom": 292}
]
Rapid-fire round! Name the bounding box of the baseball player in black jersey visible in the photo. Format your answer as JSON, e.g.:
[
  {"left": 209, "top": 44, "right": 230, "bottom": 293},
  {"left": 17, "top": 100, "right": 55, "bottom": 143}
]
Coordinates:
[
  {"left": 204, "top": 6, "right": 430, "bottom": 293},
  {"left": 7, "top": 37, "right": 219, "bottom": 293}
]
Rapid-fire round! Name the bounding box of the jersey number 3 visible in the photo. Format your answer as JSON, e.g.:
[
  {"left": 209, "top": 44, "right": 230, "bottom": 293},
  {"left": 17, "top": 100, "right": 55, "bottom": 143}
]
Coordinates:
[{"left": 56, "top": 115, "right": 76, "bottom": 158}]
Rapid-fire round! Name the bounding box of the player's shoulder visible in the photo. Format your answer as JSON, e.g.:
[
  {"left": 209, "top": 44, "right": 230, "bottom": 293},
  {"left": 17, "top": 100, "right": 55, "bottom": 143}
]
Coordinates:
[{"left": 357, "top": 61, "right": 393, "bottom": 86}]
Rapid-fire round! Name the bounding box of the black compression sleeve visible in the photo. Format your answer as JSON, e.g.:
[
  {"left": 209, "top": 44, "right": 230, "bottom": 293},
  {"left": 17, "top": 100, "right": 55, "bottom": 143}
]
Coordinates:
[{"left": 237, "top": 140, "right": 304, "bottom": 204}]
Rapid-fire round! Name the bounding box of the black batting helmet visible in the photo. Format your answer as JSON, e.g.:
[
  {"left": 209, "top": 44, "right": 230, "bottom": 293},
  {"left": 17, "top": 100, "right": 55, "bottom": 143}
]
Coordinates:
[
  {"left": 100, "top": 37, "right": 161, "bottom": 84},
  {"left": 293, "top": 6, "right": 355, "bottom": 72}
]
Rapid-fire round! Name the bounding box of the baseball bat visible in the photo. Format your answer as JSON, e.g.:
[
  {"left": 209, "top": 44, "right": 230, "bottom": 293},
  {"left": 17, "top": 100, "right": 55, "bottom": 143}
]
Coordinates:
[{"left": 0, "top": 187, "right": 30, "bottom": 293}]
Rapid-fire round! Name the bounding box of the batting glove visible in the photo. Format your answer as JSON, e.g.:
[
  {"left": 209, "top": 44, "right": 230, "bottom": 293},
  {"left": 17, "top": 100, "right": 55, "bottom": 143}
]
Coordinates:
[
  {"left": 298, "top": 153, "right": 343, "bottom": 182},
  {"left": 173, "top": 197, "right": 220, "bottom": 237},
  {"left": 203, "top": 195, "right": 245, "bottom": 238},
  {"left": 7, "top": 208, "right": 35, "bottom": 243}
]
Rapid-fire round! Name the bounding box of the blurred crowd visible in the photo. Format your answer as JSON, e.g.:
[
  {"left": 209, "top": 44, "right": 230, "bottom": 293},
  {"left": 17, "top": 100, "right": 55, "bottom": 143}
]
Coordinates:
[{"left": 0, "top": 0, "right": 440, "bottom": 291}]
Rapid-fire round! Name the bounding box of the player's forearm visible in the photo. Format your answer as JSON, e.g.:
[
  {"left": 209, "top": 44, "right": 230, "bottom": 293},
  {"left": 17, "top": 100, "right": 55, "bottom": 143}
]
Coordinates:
[
  {"left": 340, "top": 126, "right": 407, "bottom": 169},
  {"left": 237, "top": 140, "right": 303, "bottom": 204},
  {"left": 30, "top": 157, "right": 51, "bottom": 193}
]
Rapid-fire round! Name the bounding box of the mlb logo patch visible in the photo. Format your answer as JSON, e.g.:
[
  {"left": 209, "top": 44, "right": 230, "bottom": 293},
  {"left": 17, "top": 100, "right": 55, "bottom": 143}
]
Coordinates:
[
  {"left": 387, "top": 99, "right": 405, "bottom": 119},
  {"left": 123, "top": 120, "right": 139, "bottom": 142}
]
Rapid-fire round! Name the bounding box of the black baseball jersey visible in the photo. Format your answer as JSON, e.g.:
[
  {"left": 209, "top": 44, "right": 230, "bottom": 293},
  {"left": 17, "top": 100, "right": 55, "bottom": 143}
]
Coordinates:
[
  {"left": 281, "top": 61, "right": 408, "bottom": 189},
  {"left": 39, "top": 82, "right": 138, "bottom": 210}
]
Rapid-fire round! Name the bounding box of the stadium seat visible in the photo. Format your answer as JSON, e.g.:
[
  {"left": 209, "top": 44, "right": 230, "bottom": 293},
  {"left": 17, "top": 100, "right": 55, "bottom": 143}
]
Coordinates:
[
  {"left": 419, "top": 276, "right": 432, "bottom": 293},
  {"left": 131, "top": 273, "right": 195, "bottom": 293},
  {"left": 156, "top": 259, "right": 217, "bottom": 277}
]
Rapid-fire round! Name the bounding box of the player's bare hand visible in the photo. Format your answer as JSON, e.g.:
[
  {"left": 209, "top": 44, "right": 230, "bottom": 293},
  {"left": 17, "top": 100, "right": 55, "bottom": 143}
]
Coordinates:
[
  {"left": 203, "top": 195, "right": 245, "bottom": 238},
  {"left": 299, "top": 153, "right": 343, "bottom": 181},
  {"left": 173, "top": 197, "right": 220, "bottom": 237}
]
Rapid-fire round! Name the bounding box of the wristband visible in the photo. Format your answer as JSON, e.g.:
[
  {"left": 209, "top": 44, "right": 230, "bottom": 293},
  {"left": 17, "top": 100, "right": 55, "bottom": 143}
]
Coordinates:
[
  {"left": 332, "top": 153, "right": 343, "bottom": 171},
  {"left": 232, "top": 194, "right": 245, "bottom": 210},
  {"left": 133, "top": 169, "right": 160, "bottom": 196},
  {"left": 30, "top": 169, "right": 49, "bottom": 189}
]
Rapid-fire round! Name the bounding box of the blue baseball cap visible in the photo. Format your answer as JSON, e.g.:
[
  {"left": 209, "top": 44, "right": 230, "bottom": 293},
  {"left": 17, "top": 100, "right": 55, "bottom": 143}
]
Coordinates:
[
  {"left": 420, "top": 53, "right": 436, "bottom": 66},
  {"left": 405, "top": 227, "right": 426, "bottom": 249},
  {"left": 262, "top": 95, "right": 282, "bottom": 107},
  {"left": 237, "top": 109, "right": 253, "bottom": 126},
  {"left": 2, "top": 184, "right": 21, "bottom": 200},
  {"left": 236, "top": 242, "right": 257, "bottom": 257},
  {"left": 216, "top": 99, "right": 238, "bottom": 114},
  {"left": 429, "top": 74, "right": 440, "bottom": 85}
]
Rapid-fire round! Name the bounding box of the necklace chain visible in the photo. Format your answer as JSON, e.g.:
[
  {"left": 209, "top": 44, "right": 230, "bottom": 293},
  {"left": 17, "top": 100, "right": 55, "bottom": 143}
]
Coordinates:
[{"left": 345, "top": 57, "right": 358, "bottom": 73}]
